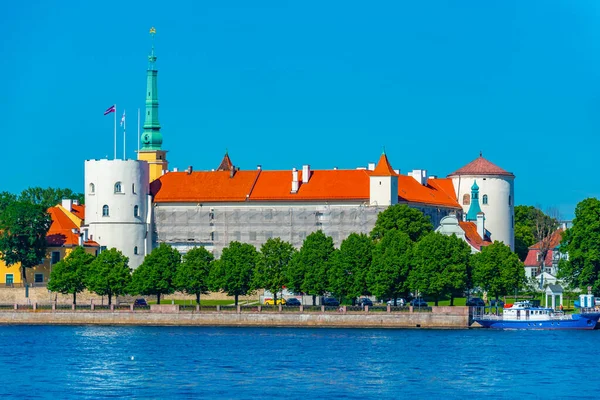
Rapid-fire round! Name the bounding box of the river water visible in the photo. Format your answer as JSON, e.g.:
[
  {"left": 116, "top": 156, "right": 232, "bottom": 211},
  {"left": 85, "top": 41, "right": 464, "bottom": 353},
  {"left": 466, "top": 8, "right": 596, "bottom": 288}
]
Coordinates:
[{"left": 1, "top": 325, "right": 599, "bottom": 399}]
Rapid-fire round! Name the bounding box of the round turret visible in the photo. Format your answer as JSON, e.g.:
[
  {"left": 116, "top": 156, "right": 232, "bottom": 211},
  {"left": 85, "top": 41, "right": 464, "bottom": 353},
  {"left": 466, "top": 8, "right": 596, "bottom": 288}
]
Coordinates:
[{"left": 448, "top": 155, "right": 515, "bottom": 249}]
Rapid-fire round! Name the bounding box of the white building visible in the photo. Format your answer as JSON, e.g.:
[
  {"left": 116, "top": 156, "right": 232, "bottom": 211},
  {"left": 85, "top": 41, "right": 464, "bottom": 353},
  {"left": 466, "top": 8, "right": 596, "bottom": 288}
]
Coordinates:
[
  {"left": 449, "top": 154, "right": 515, "bottom": 250},
  {"left": 84, "top": 159, "right": 152, "bottom": 269}
]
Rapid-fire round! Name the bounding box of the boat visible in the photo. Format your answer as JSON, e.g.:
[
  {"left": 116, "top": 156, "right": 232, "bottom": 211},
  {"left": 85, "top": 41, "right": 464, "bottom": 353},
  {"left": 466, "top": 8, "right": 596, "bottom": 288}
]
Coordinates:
[{"left": 472, "top": 301, "right": 600, "bottom": 330}]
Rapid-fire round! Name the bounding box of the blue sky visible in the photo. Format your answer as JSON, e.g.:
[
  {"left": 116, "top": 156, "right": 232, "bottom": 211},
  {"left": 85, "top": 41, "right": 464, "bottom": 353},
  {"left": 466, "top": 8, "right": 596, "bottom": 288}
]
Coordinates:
[{"left": 3, "top": 1, "right": 600, "bottom": 218}]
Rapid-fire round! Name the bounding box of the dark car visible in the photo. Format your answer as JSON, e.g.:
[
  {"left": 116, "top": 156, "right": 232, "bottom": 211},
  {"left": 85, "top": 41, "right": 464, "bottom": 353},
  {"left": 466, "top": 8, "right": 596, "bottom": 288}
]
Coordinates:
[
  {"left": 466, "top": 297, "right": 485, "bottom": 307},
  {"left": 358, "top": 298, "right": 373, "bottom": 307},
  {"left": 133, "top": 298, "right": 148, "bottom": 307},
  {"left": 410, "top": 298, "right": 428, "bottom": 307},
  {"left": 285, "top": 298, "right": 301, "bottom": 306},
  {"left": 322, "top": 297, "right": 340, "bottom": 307}
]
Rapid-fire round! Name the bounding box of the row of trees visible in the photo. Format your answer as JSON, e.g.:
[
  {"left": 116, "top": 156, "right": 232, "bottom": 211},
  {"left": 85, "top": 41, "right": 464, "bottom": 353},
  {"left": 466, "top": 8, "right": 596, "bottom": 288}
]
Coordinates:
[{"left": 49, "top": 205, "right": 526, "bottom": 306}]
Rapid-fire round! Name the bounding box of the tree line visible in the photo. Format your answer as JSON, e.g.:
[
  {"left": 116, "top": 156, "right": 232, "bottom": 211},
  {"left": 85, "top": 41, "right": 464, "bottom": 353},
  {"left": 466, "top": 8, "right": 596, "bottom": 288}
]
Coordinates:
[{"left": 46, "top": 205, "right": 526, "bottom": 306}]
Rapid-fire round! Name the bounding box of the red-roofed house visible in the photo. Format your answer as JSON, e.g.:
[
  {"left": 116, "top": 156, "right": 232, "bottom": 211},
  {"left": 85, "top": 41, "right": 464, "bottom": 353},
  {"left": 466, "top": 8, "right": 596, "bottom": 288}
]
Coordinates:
[
  {"left": 524, "top": 229, "right": 566, "bottom": 286},
  {"left": 436, "top": 214, "right": 492, "bottom": 253},
  {"left": 0, "top": 201, "right": 99, "bottom": 287}
]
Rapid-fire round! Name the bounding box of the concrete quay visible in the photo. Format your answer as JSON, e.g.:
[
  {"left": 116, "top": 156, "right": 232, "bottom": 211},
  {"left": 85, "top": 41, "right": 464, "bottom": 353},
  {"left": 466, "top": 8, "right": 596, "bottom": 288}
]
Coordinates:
[{"left": 0, "top": 305, "right": 471, "bottom": 329}]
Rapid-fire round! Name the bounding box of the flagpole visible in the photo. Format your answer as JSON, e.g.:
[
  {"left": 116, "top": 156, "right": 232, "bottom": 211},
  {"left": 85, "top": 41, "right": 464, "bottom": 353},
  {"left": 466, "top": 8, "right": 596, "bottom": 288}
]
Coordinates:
[
  {"left": 113, "top": 104, "right": 117, "bottom": 159},
  {"left": 123, "top": 110, "right": 126, "bottom": 160},
  {"left": 137, "top": 108, "right": 140, "bottom": 154}
]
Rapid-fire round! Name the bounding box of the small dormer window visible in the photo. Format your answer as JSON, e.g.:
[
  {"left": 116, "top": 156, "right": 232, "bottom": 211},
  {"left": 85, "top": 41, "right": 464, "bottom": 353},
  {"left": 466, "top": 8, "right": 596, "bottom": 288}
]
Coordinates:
[
  {"left": 482, "top": 194, "right": 488, "bottom": 205},
  {"left": 114, "top": 182, "right": 122, "bottom": 193},
  {"left": 89, "top": 183, "right": 95, "bottom": 194}
]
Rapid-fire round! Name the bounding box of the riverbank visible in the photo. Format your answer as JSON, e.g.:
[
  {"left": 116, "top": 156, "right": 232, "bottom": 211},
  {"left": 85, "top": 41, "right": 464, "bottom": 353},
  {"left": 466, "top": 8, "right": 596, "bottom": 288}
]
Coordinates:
[{"left": 0, "top": 305, "right": 472, "bottom": 328}]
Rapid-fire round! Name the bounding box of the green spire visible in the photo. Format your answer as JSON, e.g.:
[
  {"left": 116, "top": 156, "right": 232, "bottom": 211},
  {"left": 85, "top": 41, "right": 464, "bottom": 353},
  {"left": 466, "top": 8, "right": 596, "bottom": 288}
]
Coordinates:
[
  {"left": 466, "top": 180, "right": 482, "bottom": 221},
  {"left": 141, "top": 27, "right": 163, "bottom": 151}
]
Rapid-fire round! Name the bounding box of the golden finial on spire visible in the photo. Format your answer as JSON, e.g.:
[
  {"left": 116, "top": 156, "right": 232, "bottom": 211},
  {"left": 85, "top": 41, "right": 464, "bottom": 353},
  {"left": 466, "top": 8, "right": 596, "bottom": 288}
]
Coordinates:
[{"left": 150, "top": 27, "right": 156, "bottom": 34}]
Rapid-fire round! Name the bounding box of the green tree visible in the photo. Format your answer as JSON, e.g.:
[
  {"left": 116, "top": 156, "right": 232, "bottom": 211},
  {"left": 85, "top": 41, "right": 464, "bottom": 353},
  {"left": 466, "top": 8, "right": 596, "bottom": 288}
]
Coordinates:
[
  {"left": 87, "top": 248, "right": 131, "bottom": 305},
  {"left": 293, "top": 231, "right": 335, "bottom": 305},
  {"left": 409, "top": 232, "right": 471, "bottom": 306},
  {"left": 370, "top": 204, "right": 433, "bottom": 242},
  {"left": 558, "top": 198, "right": 600, "bottom": 294},
  {"left": 47, "top": 246, "right": 95, "bottom": 305},
  {"left": 328, "top": 233, "right": 373, "bottom": 302},
  {"left": 472, "top": 241, "right": 526, "bottom": 301},
  {"left": 19, "top": 187, "right": 84, "bottom": 209},
  {"left": 131, "top": 243, "right": 180, "bottom": 304},
  {"left": 367, "top": 230, "right": 413, "bottom": 303},
  {"left": 210, "top": 241, "right": 258, "bottom": 305},
  {"left": 0, "top": 201, "right": 52, "bottom": 283},
  {"left": 254, "top": 238, "right": 296, "bottom": 304},
  {"left": 0, "top": 191, "right": 17, "bottom": 215},
  {"left": 174, "top": 246, "right": 214, "bottom": 304}
]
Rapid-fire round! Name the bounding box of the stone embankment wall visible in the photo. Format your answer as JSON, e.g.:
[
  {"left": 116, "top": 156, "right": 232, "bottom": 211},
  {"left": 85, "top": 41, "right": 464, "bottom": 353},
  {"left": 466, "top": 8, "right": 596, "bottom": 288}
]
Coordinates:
[
  {"left": 0, "top": 287, "right": 260, "bottom": 305},
  {"left": 0, "top": 306, "right": 471, "bottom": 329}
]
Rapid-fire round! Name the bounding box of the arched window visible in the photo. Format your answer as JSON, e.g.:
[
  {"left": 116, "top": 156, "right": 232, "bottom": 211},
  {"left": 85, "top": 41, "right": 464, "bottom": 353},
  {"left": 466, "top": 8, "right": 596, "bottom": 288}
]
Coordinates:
[
  {"left": 134, "top": 205, "right": 139, "bottom": 217},
  {"left": 134, "top": 246, "right": 138, "bottom": 255},
  {"left": 508, "top": 195, "right": 512, "bottom": 206},
  {"left": 463, "top": 194, "right": 470, "bottom": 205},
  {"left": 89, "top": 183, "right": 95, "bottom": 194},
  {"left": 482, "top": 194, "right": 488, "bottom": 205},
  {"left": 132, "top": 183, "right": 136, "bottom": 194},
  {"left": 102, "top": 205, "right": 109, "bottom": 217},
  {"left": 114, "top": 182, "right": 122, "bottom": 193}
]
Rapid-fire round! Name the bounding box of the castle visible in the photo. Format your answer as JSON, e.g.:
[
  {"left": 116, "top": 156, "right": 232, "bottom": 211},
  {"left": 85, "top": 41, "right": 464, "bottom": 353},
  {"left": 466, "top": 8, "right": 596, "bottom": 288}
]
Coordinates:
[{"left": 83, "top": 33, "right": 515, "bottom": 269}]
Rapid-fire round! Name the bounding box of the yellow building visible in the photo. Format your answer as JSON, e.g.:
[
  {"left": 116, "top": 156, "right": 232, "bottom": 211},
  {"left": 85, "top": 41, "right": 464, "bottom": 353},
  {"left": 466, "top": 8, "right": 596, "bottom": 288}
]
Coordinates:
[{"left": 0, "top": 200, "right": 99, "bottom": 287}]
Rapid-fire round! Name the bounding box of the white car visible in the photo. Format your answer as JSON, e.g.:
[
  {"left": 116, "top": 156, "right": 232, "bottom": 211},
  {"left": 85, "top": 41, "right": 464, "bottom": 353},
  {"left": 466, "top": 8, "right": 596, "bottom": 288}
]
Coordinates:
[{"left": 387, "top": 298, "right": 406, "bottom": 306}]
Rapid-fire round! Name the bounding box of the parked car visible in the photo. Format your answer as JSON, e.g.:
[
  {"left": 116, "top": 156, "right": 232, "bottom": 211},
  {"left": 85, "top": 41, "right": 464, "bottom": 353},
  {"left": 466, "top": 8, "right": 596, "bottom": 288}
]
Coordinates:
[
  {"left": 264, "top": 298, "right": 286, "bottom": 305},
  {"left": 322, "top": 297, "right": 340, "bottom": 307},
  {"left": 358, "top": 298, "right": 373, "bottom": 307},
  {"left": 285, "top": 298, "right": 301, "bottom": 306},
  {"left": 410, "top": 298, "right": 428, "bottom": 307},
  {"left": 133, "top": 298, "right": 148, "bottom": 307},
  {"left": 490, "top": 299, "right": 505, "bottom": 307},
  {"left": 387, "top": 298, "right": 406, "bottom": 306},
  {"left": 466, "top": 297, "right": 485, "bottom": 307}
]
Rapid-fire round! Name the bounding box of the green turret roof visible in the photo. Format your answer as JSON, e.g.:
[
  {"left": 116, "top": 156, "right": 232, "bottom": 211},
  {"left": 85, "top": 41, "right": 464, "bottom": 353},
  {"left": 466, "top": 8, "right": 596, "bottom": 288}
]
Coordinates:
[
  {"left": 466, "top": 180, "right": 482, "bottom": 221},
  {"left": 141, "top": 27, "right": 163, "bottom": 151}
]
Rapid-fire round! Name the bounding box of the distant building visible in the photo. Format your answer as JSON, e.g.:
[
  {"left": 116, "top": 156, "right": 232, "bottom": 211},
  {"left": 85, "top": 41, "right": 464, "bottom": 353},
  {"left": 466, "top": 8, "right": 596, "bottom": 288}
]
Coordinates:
[
  {"left": 0, "top": 200, "right": 99, "bottom": 287},
  {"left": 524, "top": 229, "right": 566, "bottom": 287}
]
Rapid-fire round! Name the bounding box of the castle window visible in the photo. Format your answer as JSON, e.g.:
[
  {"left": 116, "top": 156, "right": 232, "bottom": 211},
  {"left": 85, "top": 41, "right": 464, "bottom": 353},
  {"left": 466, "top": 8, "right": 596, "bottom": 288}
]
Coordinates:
[
  {"left": 508, "top": 195, "right": 512, "bottom": 206},
  {"left": 89, "top": 183, "right": 95, "bottom": 194},
  {"left": 463, "top": 194, "right": 470, "bottom": 205},
  {"left": 102, "top": 205, "right": 110, "bottom": 217},
  {"left": 134, "top": 246, "right": 138, "bottom": 255},
  {"left": 134, "top": 205, "right": 139, "bottom": 217},
  {"left": 132, "top": 183, "right": 136, "bottom": 194},
  {"left": 482, "top": 195, "right": 488, "bottom": 205},
  {"left": 114, "top": 182, "right": 122, "bottom": 193}
]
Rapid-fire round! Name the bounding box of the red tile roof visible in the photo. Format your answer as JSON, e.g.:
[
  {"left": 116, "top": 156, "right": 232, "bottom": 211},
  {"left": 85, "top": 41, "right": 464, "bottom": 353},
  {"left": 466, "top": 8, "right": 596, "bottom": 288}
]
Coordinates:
[
  {"left": 46, "top": 206, "right": 80, "bottom": 246},
  {"left": 151, "top": 170, "right": 261, "bottom": 202},
  {"left": 448, "top": 155, "right": 514, "bottom": 177},
  {"left": 371, "top": 153, "right": 397, "bottom": 176},
  {"left": 458, "top": 221, "right": 491, "bottom": 251},
  {"left": 524, "top": 229, "right": 563, "bottom": 267},
  {"left": 251, "top": 169, "right": 370, "bottom": 201},
  {"left": 151, "top": 167, "right": 461, "bottom": 208},
  {"left": 71, "top": 204, "right": 85, "bottom": 220}
]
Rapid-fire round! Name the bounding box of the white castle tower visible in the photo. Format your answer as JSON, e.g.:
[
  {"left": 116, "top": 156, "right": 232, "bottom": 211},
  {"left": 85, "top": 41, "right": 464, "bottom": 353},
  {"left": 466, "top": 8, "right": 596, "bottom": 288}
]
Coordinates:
[
  {"left": 84, "top": 159, "right": 151, "bottom": 269},
  {"left": 448, "top": 154, "right": 515, "bottom": 250}
]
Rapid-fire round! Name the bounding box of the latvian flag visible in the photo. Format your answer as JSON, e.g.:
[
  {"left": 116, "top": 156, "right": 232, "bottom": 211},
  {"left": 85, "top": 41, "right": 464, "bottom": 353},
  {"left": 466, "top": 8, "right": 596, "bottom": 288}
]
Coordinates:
[{"left": 104, "top": 105, "right": 116, "bottom": 115}]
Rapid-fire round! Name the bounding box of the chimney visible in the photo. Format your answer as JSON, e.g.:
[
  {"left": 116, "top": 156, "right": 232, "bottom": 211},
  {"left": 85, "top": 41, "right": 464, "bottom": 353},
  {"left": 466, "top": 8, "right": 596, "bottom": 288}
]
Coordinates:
[
  {"left": 302, "top": 165, "right": 311, "bottom": 183},
  {"left": 477, "top": 212, "right": 485, "bottom": 239},
  {"left": 187, "top": 166, "right": 193, "bottom": 174},
  {"left": 409, "top": 169, "right": 427, "bottom": 185},
  {"left": 257, "top": 165, "right": 262, "bottom": 170},
  {"left": 367, "top": 162, "right": 375, "bottom": 171},
  {"left": 78, "top": 232, "right": 84, "bottom": 246},
  {"left": 229, "top": 165, "right": 235, "bottom": 178},
  {"left": 73, "top": 199, "right": 79, "bottom": 206},
  {"left": 61, "top": 199, "right": 73, "bottom": 211},
  {"left": 173, "top": 167, "right": 178, "bottom": 172},
  {"left": 291, "top": 168, "right": 299, "bottom": 193}
]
